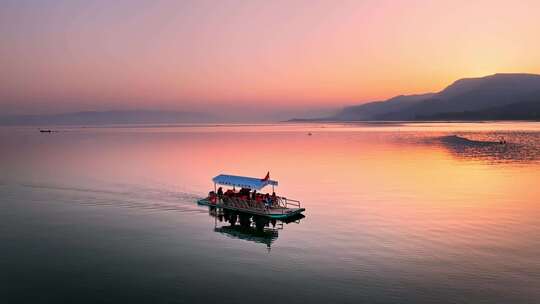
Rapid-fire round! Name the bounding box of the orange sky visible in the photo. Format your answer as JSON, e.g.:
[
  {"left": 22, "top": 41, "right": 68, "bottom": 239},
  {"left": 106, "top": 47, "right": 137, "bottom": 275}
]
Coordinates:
[{"left": 1, "top": 0, "right": 539, "bottom": 116}]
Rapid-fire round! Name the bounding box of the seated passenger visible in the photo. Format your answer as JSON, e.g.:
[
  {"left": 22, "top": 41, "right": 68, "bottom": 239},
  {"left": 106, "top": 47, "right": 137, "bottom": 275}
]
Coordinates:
[{"left": 208, "top": 191, "right": 217, "bottom": 204}]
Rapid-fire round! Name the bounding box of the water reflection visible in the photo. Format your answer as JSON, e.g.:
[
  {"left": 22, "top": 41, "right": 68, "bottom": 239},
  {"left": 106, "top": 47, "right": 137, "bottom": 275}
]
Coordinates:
[
  {"left": 2, "top": 123, "right": 540, "bottom": 303},
  {"left": 436, "top": 134, "right": 540, "bottom": 163},
  {"left": 207, "top": 206, "right": 305, "bottom": 251}
]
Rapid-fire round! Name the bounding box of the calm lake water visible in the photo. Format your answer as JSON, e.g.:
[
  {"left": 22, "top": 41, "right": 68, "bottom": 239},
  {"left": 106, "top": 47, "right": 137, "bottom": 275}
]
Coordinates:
[{"left": 1, "top": 122, "right": 540, "bottom": 303}]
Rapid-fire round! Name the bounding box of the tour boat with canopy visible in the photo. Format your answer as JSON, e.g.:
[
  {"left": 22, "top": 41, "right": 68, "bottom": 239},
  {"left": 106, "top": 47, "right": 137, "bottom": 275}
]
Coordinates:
[{"left": 197, "top": 172, "right": 305, "bottom": 219}]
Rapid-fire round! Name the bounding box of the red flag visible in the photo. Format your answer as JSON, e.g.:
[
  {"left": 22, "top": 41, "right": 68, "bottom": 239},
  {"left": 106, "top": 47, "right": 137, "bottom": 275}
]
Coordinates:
[{"left": 261, "top": 171, "right": 270, "bottom": 181}]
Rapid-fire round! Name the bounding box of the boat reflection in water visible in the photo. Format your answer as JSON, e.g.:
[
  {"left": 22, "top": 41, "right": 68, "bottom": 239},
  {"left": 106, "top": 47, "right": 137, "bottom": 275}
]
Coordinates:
[{"left": 207, "top": 206, "right": 305, "bottom": 251}]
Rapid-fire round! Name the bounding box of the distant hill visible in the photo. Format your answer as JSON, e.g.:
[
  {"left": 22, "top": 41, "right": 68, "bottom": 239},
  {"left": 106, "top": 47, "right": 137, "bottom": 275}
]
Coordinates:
[
  {"left": 332, "top": 93, "right": 436, "bottom": 120},
  {"left": 0, "top": 110, "right": 216, "bottom": 125},
  {"left": 416, "top": 100, "right": 540, "bottom": 121},
  {"left": 305, "top": 73, "right": 540, "bottom": 121}
]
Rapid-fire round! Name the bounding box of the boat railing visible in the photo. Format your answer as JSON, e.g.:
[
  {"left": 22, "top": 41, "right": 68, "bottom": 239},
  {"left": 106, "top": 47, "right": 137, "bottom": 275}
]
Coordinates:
[
  {"left": 277, "top": 197, "right": 301, "bottom": 209},
  {"left": 217, "top": 195, "right": 301, "bottom": 215},
  {"left": 221, "top": 196, "right": 268, "bottom": 213}
]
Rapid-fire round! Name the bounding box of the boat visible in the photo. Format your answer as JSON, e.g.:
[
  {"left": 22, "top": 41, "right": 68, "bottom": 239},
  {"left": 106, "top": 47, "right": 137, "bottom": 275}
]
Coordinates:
[{"left": 197, "top": 173, "right": 305, "bottom": 219}]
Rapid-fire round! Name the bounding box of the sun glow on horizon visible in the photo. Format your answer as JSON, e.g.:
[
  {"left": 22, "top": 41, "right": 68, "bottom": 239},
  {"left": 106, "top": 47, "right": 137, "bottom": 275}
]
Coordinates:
[{"left": 1, "top": 0, "right": 540, "bottom": 116}]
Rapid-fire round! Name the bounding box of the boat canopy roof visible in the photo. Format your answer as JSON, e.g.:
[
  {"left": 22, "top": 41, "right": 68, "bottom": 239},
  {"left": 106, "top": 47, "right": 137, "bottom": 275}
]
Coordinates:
[{"left": 213, "top": 174, "right": 278, "bottom": 190}]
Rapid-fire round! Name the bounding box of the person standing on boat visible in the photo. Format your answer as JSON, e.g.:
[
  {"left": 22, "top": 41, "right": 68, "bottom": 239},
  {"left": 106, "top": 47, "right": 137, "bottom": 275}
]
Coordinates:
[
  {"left": 217, "top": 187, "right": 223, "bottom": 203},
  {"left": 251, "top": 189, "right": 257, "bottom": 200},
  {"left": 264, "top": 193, "right": 271, "bottom": 210},
  {"left": 250, "top": 190, "right": 257, "bottom": 208}
]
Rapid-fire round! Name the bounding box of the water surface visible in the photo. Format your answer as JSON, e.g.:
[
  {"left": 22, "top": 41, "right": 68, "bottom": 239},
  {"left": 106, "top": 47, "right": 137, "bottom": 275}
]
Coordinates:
[{"left": 1, "top": 122, "right": 539, "bottom": 303}]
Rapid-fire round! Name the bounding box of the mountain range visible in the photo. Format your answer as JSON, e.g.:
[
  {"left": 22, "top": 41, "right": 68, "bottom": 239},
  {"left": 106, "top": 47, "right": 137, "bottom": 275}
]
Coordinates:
[
  {"left": 3, "top": 74, "right": 540, "bottom": 125},
  {"left": 295, "top": 73, "right": 540, "bottom": 121}
]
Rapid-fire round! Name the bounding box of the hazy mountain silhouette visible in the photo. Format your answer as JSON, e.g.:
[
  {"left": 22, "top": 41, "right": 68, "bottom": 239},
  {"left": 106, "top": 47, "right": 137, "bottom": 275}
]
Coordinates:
[
  {"left": 300, "top": 73, "right": 540, "bottom": 121},
  {"left": 331, "top": 93, "right": 436, "bottom": 120},
  {"left": 0, "top": 110, "right": 216, "bottom": 125}
]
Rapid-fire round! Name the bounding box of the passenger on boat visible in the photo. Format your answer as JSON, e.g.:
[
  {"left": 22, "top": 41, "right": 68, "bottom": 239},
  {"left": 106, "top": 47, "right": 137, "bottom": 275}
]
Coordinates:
[
  {"left": 217, "top": 187, "right": 223, "bottom": 198},
  {"left": 251, "top": 190, "right": 257, "bottom": 200},
  {"left": 264, "top": 193, "right": 271, "bottom": 209},
  {"left": 239, "top": 188, "right": 250, "bottom": 200},
  {"left": 271, "top": 191, "right": 276, "bottom": 203},
  {"left": 208, "top": 191, "right": 217, "bottom": 204}
]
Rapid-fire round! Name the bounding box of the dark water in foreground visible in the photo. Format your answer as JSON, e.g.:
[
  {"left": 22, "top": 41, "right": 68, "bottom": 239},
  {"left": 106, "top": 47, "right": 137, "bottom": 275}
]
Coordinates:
[{"left": 1, "top": 122, "right": 540, "bottom": 303}]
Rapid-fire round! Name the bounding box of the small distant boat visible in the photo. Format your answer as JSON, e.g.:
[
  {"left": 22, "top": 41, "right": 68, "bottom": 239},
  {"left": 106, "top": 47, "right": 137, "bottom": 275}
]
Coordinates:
[
  {"left": 39, "top": 129, "right": 53, "bottom": 133},
  {"left": 197, "top": 173, "right": 305, "bottom": 219}
]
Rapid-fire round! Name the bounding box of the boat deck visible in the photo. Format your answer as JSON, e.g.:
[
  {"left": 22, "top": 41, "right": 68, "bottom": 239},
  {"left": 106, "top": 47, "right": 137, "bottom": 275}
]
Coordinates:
[{"left": 197, "top": 198, "right": 305, "bottom": 219}]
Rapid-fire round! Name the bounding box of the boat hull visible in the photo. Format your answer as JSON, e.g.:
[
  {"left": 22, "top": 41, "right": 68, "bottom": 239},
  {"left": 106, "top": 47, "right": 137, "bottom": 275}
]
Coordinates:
[{"left": 197, "top": 198, "right": 305, "bottom": 219}]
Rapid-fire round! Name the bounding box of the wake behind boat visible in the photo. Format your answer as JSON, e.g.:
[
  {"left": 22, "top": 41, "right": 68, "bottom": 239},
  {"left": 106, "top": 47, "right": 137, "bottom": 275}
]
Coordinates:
[{"left": 197, "top": 173, "right": 305, "bottom": 219}]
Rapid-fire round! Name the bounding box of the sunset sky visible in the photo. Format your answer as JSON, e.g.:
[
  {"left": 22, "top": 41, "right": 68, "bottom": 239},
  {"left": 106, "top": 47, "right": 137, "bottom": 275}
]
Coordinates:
[{"left": 1, "top": 0, "right": 540, "bottom": 118}]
